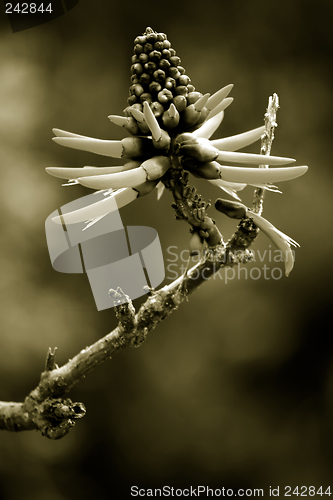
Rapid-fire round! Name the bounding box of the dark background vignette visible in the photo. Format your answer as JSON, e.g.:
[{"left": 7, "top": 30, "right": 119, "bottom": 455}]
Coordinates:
[{"left": 0, "top": 0, "right": 332, "bottom": 498}]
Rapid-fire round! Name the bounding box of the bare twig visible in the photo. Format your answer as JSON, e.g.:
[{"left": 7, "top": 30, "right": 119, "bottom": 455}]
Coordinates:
[
  {"left": 228, "top": 93, "right": 280, "bottom": 251},
  {"left": 252, "top": 93, "right": 279, "bottom": 215}
]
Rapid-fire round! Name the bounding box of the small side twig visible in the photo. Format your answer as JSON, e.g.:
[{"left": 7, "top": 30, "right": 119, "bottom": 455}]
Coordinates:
[
  {"left": 252, "top": 93, "right": 279, "bottom": 215},
  {"left": 229, "top": 93, "right": 280, "bottom": 250}
]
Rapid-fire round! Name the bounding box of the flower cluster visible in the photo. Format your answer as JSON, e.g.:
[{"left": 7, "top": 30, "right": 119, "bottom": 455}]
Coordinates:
[{"left": 47, "top": 27, "right": 308, "bottom": 275}]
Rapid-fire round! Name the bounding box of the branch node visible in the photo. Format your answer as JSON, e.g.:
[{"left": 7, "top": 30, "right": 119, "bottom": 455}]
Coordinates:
[
  {"left": 45, "top": 347, "right": 58, "bottom": 372},
  {"left": 109, "top": 287, "right": 136, "bottom": 334},
  {"left": 42, "top": 398, "right": 86, "bottom": 421}
]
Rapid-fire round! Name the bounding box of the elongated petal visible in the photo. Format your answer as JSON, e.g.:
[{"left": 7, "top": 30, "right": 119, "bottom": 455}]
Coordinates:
[
  {"left": 52, "top": 188, "right": 138, "bottom": 225},
  {"left": 52, "top": 137, "right": 124, "bottom": 158},
  {"left": 108, "top": 115, "right": 141, "bottom": 135},
  {"left": 143, "top": 101, "right": 162, "bottom": 141},
  {"left": 169, "top": 103, "right": 177, "bottom": 118},
  {"left": 217, "top": 150, "right": 295, "bottom": 166},
  {"left": 193, "top": 112, "right": 224, "bottom": 139},
  {"left": 209, "top": 179, "right": 247, "bottom": 191},
  {"left": 208, "top": 97, "right": 233, "bottom": 119},
  {"left": 52, "top": 128, "right": 87, "bottom": 138},
  {"left": 219, "top": 165, "right": 308, "bottom": 183},
  {"left": 156, "top": 181, "right": 165, "bottom": 200},
  {"left": 122, "top": 160, "right": 142, "bottom": 171},
  {"left": 78, "top": 167, "right": 147, "bottom": 190},
  {"left": 77, "top": 155, "right": 170, "bottom": 190},
  {"left": 211, "top": 125, "right": 265, "bottom": 151},
  {"left": 246, "top": 210, "right": 299, "bottom": 276},
  {"left": 129, "top": 108, "right": 145, "bottom": 123},
  {"left": 194, "top": 93, "right": 210, "bottom": 112},
  {"left": 46, "top": 166, "right": 124, "bottom": 180},
  {"left": 108, "top": 115, "right": 128, "bottom": 127},
  {"left": 208, "top": 179, "right": 246, "bottom": 200},
  {"left": 206, "top": 84, "right": 233, "bottom": 111}
]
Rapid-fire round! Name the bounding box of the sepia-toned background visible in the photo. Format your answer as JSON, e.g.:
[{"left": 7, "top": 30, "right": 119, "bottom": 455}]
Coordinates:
[{"left": 0, "top": 0, "right": 332, "bottom": 498}]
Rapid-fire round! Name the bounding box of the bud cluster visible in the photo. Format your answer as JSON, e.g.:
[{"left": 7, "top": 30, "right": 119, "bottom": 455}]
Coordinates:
[{"left": 126, "top": 27, "right": 205, "bottom": 135}]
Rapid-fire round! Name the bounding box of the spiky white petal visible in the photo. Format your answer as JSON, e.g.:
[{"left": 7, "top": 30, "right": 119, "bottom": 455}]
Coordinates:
[
  {"left": 246, "top": 210, "right": 299, "bottom": 276},
  {"left": 208, "top": 179, "right": 246, "bottom": 200},
  {"left": 46, "top": 166, "right": 124, "bottom": 180},
  {"left": 155, "top": 181, "right": 165, "bottom": 200},
  {"left": 217, "top": 150, "right": 295, "bottom": 166},
  {"left": 208, "top": 97, "right": 234, "bottom": 119},
  {"left": 77, "top": 167, "right": 147, "bottom": 190},
  {"left": 211, "top": 125, "right": 265, "bottom": 151},
  {"left": 143, "top": 101, "right": 162, "bottom": 141},
  {"left": 51, "top": 188, "right": 138, "bottom": 225},
  {"left": 219, "top": 165, "right": 308, "bottom": 183},
  {"left": 52, "top": 136, "right": 124, "bottom": 158},
  {"left": 206, "top": 84, "right": 233, "bottom": 111},
  {"left": 193, "top": 112, "right": 224, "bottom": 139}
]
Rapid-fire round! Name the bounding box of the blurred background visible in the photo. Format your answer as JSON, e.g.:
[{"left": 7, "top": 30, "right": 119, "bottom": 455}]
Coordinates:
[{"left": 0, "top": 0, "right": 332, "bottom": 498}]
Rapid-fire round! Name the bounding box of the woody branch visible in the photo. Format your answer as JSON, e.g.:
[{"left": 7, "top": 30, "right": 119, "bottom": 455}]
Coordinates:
[{"left": 0, "top": 95, "right": 277, "bottom": 439}]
